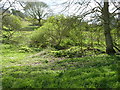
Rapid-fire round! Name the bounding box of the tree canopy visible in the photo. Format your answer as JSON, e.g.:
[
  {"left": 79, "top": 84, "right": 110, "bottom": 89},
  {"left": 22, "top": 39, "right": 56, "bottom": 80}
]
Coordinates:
[{"left": 24, "top": 1, "right": 52, "bottom": 26}]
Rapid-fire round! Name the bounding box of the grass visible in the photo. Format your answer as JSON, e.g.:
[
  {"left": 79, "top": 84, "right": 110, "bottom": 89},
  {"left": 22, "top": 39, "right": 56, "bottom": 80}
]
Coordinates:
[
  {"left": 1, "top": 44, "right": 120, "bottom": 88},
  {"left": 1, "top": 44, "right": 34, "bottom": 67}
]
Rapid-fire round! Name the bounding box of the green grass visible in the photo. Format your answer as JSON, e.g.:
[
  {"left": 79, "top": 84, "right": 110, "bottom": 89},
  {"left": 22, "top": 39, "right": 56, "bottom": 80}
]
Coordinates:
[
  {"left": 1, "top": 44, "right": 120, "bottom": 88},
  {"left": 1, "top": 44, "right": 33, "bottom": 67}
]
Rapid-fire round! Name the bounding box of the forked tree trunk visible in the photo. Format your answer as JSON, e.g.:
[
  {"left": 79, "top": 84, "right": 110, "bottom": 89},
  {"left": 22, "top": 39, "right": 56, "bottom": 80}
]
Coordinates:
[{"left": 103, "top": 0, "right": 116, "bottom": 55}]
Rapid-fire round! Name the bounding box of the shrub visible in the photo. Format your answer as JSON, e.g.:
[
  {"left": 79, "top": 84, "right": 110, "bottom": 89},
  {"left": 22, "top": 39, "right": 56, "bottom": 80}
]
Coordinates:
[
  {"left": 2, "top": 15, "right": 22, "bottom": 44},
  {"left": 29, "top": 28, "right": 48, "bottom": 48},
  {"left": 19, "top": 46, "right": 33, "bottom": 53},
  {"left": 29, "top": 15, "right": 79, "bottom": 49},
  {"left": 2, "top": 15, "right": 22, "bottom": 31},
  {"left": 50, "top": 46, "right": 83, "bottom": 58}
]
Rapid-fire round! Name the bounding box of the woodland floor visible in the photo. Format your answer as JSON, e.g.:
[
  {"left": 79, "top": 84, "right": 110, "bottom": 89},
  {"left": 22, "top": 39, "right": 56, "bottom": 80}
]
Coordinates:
[{"left": 1, "top": 44, "right": 120, "bottom": 88}]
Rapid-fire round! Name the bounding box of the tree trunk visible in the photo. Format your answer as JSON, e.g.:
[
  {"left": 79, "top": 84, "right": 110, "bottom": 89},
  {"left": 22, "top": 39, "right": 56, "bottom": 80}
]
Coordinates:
[
  {"left": 103, "top": 0, "right": 116, "bottom": 55},
  {"left": 117, "top": 3, "right": 120, "bottom": 37},
  {"left": 38, "top": 18, "right": 42, "bottom": 26}
]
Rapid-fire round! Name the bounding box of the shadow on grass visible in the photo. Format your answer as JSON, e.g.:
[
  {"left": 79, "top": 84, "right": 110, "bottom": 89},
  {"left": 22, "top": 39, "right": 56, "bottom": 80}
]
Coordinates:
[{"left": 109, "top": 55, "right": 120, "bottom": 82}]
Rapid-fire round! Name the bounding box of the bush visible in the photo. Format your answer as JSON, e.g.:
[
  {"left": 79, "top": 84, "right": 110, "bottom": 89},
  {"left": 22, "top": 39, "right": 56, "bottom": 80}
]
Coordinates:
[
  {"left": 29, "top": 28, "right": 48, "bottom": 48},
  {"left": 2, "top": 15, "right": 22, "bottom": 31},
  {"left": 29, "top": 15, "right": 78, "bottom": 49},
  {"left": 19, "top": 46, "right": 33, "bottom": 53},
  {"left": 2, "top": 15, "right": 22, "bottom": 44},
  {"left": 50, "top": 46, "right": 84, "bottom": 58}
]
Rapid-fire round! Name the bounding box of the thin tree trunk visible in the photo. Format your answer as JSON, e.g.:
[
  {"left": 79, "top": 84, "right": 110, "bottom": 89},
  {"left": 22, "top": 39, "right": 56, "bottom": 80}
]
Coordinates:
[
  {"left": 103, "top": 0, "right": 116, "bottom": 55},
  {"left": 38, "top": 18, "right": 42, "bottom": 26}
]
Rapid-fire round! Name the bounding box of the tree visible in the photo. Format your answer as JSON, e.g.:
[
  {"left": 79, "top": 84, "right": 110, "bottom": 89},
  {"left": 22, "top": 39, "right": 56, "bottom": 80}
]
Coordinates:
[
  {"left": 24, "top": 1, "right": 52, "bottom": 26},
  {"left": 0, "top": 0, "right": 17, "bottom": 18},
  {"left": 113, "top": 1, "right": 120, "bottom": 38},
  {"left": 63, "top": 0, "right": 117, "bottom": 55},
  {"left": 11, "top": 9, "right": 25, "bottom": 19},
  {"left": 30, "top": 15, "right": 78, "bottom": 49},
  {"left": 102, "top": 0, "right": 116, "bottom": 55},
  {"left": 2, "top": 15, "right": 22, "bottom": 43}
]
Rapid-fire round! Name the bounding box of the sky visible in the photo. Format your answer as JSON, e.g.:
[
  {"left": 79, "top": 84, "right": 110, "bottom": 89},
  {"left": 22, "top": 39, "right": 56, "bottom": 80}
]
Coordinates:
[
  {"left": 0, "top": 0, "right": 119, "bottom": 20},
  {"left": 0, "top": 0, "right": 68, "bottom": 14}
]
